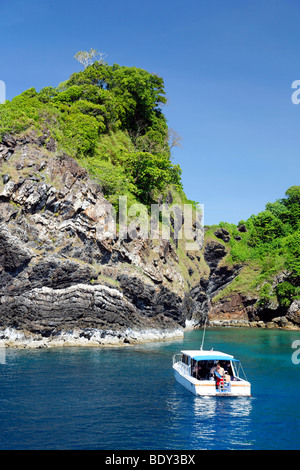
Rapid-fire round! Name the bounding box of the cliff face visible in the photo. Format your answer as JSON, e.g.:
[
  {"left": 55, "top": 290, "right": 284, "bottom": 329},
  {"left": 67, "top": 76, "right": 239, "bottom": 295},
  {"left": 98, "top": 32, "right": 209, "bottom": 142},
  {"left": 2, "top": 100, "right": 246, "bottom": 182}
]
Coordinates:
[
  {"left": 0, "top": 132, "right": 208, "bottom": 346},
  {"left": 0, "top": 133, "right": 298, "bottom": 348}
]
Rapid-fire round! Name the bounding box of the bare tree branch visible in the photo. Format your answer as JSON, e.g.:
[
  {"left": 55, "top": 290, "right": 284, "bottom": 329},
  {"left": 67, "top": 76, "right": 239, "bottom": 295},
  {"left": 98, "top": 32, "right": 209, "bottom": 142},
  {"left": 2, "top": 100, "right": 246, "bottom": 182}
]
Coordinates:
[{"left": 74, "top": 49, "right": 107, "bottom": 69}]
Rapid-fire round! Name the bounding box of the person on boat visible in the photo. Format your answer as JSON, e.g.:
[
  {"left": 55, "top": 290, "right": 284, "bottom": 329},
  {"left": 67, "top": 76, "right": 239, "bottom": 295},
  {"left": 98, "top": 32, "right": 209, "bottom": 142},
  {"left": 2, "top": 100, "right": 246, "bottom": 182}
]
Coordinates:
[
  {"left": 210, "top": 362, "right": 224, "bottom": 376},
  {"left": 214, "top": 363, "right": 225, "bottom": 390},
  {"left": 216, "top": 363, "right": 224, "bottom": 376},
  {"left": 192, "top": 361, "right": 198, "bottom": 378}
]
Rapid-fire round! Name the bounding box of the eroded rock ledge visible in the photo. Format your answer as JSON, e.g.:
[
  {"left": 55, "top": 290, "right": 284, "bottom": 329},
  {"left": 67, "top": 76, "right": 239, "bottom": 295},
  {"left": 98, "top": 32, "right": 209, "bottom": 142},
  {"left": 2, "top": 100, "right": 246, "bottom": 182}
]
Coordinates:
[{"left": 0, "top": 326, "right": 184, "bottom": 349}]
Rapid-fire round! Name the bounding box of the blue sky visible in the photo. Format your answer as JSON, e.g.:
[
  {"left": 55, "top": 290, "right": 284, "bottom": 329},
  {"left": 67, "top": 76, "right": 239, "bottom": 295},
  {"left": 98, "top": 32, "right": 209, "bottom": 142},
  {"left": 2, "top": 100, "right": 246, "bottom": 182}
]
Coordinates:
[{"left": 1, "top": 0, "right": 299, "bottom": 225}]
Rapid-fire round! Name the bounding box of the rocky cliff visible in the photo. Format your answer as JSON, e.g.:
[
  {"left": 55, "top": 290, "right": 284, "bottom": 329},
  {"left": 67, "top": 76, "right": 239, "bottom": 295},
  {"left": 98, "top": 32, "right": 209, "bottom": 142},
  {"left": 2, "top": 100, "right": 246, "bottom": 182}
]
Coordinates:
[
  {"left": 0, "top": 132, "right": 298, "bottom": 348},
  {"left": 203, "top": 228, "right": 300, "bottom": 330},
  {"left": 0, "top": 132, "right": 210, "bottom": 346}
]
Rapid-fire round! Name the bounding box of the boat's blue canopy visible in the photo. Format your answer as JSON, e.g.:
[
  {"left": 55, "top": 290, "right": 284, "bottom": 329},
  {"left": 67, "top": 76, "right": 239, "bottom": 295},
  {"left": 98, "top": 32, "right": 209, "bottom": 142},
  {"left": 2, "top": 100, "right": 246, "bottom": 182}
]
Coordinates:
[
  {"left": 181, "top": 350, "right": 240, "bottom": 362},
  {"left": 192, "top": 355, "right": 239, "bottom": 362}
]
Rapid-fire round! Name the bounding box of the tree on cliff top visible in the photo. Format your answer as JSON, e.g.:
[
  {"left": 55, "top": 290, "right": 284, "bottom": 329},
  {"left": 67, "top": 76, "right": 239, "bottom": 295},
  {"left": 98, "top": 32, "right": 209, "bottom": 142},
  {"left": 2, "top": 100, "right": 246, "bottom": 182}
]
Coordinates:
[{"left": 0, "top": 60, "right": 183, "bottom": 207}]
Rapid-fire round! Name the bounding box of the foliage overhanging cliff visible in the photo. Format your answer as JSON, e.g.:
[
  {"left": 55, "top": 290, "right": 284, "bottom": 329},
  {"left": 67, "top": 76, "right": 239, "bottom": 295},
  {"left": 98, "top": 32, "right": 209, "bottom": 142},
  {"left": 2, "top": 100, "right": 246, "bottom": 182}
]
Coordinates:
[
  {"left": 0, "top": 60, "right": 208, "bottom": 344},
  {"left": 0, "top": 61, "right": 189, "bottom": 209}
]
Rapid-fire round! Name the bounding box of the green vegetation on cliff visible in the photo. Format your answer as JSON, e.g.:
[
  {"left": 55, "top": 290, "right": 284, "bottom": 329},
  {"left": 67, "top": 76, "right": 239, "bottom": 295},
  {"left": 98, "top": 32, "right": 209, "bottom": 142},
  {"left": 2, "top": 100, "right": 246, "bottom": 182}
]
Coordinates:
[
  {"left": 0, "top": 60, "right": 183, "bottom": 207},
  {"left": 1, "top": 58, "right": 298, "bottom": 312},
  {"left": 207, "top": 186, "right": 300, "bottom": 309}
]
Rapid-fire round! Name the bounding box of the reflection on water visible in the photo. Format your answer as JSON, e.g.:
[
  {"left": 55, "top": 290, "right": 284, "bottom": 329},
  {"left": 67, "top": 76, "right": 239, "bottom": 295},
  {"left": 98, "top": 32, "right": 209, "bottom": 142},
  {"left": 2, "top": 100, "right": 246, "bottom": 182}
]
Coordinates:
[
  {"left": 192, "top": 397, "right": 253, "bottom": 449},
  {"left": 166, "top": 389, "right": 254, "bottom": 449}
]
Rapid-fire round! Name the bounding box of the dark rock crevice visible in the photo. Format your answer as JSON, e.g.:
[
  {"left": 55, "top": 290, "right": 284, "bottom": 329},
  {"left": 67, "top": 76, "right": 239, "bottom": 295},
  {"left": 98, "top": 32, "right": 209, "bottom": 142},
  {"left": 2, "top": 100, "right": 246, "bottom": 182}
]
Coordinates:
[{"left": 189, "top": 240, "right": 242, "bottom": 321}]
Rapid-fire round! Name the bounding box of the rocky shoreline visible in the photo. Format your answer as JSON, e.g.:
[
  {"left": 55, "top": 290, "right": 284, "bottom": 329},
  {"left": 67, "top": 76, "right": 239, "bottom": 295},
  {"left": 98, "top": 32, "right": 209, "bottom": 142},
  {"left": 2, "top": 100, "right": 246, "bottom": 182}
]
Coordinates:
[
  {"left": 0, "top": 325, "right": 185, "bottom": 349},
  {"left": 208, "top": 318, "right": 299, "bottom": 330},
  {"left": 0, "top": 317, "right": 298, "bottom": 350}
]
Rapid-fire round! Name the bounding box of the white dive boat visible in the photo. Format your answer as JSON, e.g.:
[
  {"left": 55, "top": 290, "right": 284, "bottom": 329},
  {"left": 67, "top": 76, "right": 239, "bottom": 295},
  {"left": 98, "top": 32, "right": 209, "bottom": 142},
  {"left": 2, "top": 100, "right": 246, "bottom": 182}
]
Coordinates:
[{"left": 172, "top": 349, "right": 251, "bottom": 397}]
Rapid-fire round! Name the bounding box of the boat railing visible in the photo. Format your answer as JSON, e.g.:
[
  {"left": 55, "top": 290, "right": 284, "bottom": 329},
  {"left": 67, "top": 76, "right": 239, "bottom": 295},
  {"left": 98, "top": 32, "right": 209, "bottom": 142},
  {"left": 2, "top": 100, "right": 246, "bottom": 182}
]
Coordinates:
[{"left": 233, "top": 361, "right": 248, "bottom": 382}]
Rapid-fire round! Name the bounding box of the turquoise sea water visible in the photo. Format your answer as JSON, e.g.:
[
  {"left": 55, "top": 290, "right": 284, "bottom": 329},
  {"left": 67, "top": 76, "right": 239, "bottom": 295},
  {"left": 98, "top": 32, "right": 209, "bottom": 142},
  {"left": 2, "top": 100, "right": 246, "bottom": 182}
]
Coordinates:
[{"left": 0, "top": 327, "right": 299, "bottom": 450}]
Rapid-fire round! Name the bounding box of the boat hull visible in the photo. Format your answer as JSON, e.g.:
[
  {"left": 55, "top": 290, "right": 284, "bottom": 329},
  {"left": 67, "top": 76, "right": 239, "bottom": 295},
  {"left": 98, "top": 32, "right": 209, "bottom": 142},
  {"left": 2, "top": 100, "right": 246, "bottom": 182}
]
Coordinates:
[{"left": 173, "top": 366, "right": 251, "bottom": 397}]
